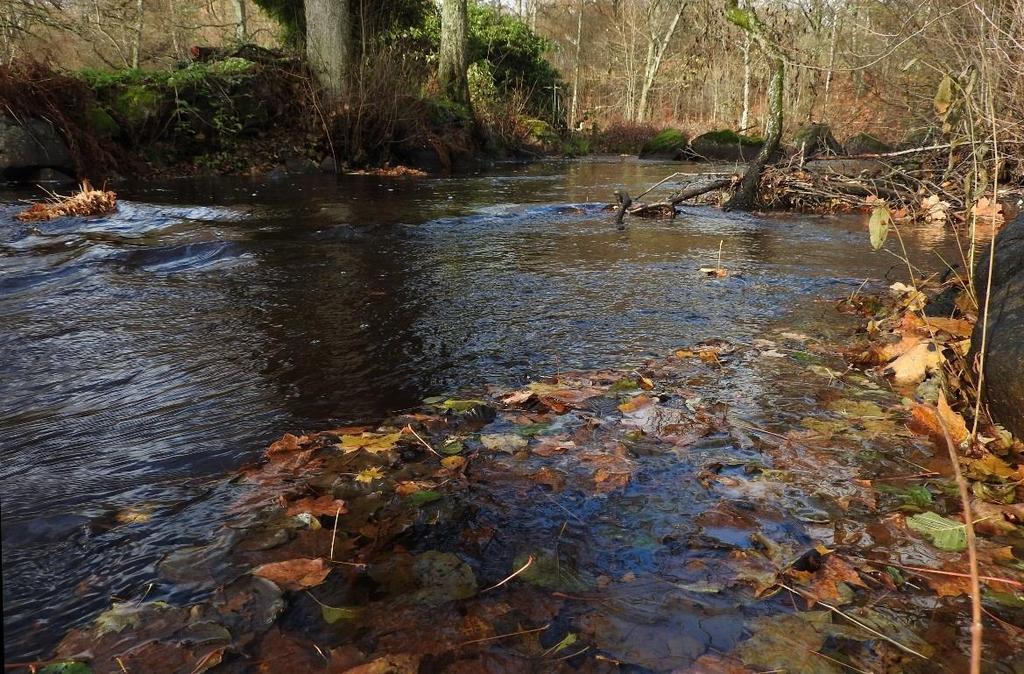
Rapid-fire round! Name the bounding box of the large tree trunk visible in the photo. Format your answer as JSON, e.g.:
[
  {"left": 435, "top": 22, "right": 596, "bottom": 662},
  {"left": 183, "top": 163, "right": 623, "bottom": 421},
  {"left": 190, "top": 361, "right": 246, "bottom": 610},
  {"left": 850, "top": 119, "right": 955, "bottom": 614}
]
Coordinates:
[
  {"left": 305, "top": 0, "right": 351, "bottom": 104},
  {"left": 130, "top": 0, "right": 144, "bottom": 68},
  {"left": 439, "top": 0, "right": 470, "bottom": 107},
  {"left": 723, "top": 0, "right": 783, "bottom": 211},
  {"left": 726, "top": 52, "right": 782, "bottom": 210},
  {"left": 233, "top": 0, "right": 248, "bottom": 43},
  {"left": 739, "top": 33, "right": 750, "bottom": 129},
  {"left": 636, "top": 1, "right": 685, "bottom": 122}
]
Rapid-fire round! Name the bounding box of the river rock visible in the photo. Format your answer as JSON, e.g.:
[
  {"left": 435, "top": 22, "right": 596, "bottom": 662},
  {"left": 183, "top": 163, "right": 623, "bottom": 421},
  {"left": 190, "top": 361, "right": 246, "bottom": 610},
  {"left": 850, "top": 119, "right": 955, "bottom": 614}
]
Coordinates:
[
  {"left": 639, "top": 128, "right": 688, "bottom": 160},
  {"left": 971, "top": 212, "right": 1024, "bottom": 439},
  {"left": 689, "top": 130, "right": 763, "bottom": 162},
  {"left": 0, "top": 113, "right": 75, "bottom": 181}
]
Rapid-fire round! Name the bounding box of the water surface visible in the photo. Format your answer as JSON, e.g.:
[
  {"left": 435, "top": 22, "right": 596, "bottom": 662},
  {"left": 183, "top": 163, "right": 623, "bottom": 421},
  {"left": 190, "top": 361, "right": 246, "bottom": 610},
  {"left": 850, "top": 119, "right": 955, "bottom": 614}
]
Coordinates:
[{"left": 0, "top": 158, "right": 960, "bottom": 661}]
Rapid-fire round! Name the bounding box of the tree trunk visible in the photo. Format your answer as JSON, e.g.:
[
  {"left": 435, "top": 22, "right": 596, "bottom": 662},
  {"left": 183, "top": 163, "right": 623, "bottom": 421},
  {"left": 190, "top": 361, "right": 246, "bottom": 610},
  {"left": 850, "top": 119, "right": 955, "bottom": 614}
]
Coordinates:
[
  {"left": 439, "top": 0, "right": 470, "bottom": 107},
  {"left": 131, "top": 0, "right": 144, "bottom": 68},
  {"left": 724, "top": 0, "right": 783, "bottom": 211},
  {"left": 305, "top": 0, "right": 351, "bottom": 104},
  {"left": 569, "top": 0, "right": 584, "bottom": 129},
  {"left": 636, "top": 1, "right": 685, "bottom": 122},
  {"left": 233, "top": 0, "right": 248, "bottom": 43},
  {"left": 739, "top": 33, "right": 750, "bottom": 129}
]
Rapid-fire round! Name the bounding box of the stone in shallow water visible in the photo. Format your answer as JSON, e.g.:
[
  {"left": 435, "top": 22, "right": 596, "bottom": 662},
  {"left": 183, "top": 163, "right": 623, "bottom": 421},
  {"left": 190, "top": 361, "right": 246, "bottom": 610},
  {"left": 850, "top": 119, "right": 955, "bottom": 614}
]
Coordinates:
[{"left": 972, "top": 213, "right": 1024, "bottom": 439}]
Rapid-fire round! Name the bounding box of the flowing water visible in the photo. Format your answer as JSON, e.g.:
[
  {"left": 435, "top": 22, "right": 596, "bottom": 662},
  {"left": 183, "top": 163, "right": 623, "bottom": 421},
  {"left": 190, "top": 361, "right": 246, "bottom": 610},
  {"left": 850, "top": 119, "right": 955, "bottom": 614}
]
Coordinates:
[{"left": 0, "top": 158, "right": 970, "bottom": 665}]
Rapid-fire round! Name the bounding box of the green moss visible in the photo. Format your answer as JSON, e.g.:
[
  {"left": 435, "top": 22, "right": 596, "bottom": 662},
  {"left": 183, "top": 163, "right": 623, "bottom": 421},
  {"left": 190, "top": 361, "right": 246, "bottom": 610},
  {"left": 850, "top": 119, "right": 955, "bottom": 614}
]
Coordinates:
[
  {"left": 86, "top": 105, "right": 120, "bottom": 138},
  {"left": 524, "top": 117, "right": 558, "bottom": 145},
  {"left": 640, "top": 128, "right": 688, "bottom": 155},
  {"left": 112, "top": 84, "right": 166, "bottom": 125},
  {"left": 699, "top": 129, "right": 762, "bottom": 146}
]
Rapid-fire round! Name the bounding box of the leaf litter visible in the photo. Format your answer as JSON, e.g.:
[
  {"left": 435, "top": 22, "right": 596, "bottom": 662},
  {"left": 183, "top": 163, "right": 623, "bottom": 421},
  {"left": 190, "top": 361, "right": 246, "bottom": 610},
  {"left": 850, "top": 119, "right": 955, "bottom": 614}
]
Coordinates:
[{"left": 43, "top": 299, "right": 1024, "bottom": 673}]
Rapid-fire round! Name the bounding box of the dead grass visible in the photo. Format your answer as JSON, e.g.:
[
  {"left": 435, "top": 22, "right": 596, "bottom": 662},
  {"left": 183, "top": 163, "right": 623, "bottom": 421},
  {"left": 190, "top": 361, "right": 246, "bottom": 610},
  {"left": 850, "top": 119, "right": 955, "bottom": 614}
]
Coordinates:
[{"left": 16, "top": 180, "right": 117, "bottom": 221}]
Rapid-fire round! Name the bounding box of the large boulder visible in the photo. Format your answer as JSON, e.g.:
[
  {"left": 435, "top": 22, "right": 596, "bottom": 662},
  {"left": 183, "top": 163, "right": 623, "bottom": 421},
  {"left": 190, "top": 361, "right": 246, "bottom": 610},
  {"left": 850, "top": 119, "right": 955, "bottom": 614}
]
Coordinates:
[
  {"left": 689, "top": 130, "right": 764, "bottom": 162},
  {"left": 971, "top": 213, "right": 1024, "bottom": 439},
  {"left": 0, "top": 114, "right": 75, "bottom": 181},
  {"left": 792, "top": 122, "right": 842, "bottom": 158},
  {"left": 844, "top": 132, "right": 892, "bottom": 156},
  {"left": 639, "top": 128, "right": 688, "bottom": 160}
]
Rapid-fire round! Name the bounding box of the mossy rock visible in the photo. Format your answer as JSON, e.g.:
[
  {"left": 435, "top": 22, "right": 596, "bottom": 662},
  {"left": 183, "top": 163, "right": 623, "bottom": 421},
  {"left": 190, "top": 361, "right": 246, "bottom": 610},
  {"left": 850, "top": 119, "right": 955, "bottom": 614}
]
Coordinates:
[
  {"left": 899, "top": 127, "right": 940, "bottom": 149},
  {"left": 792, "top": 122, "right": 842, "bottom": 158},
  {"left": 85, "top": 105, "right": 120, "bottom": 138},
  {"left": 843, "top": 132, "right": 892, "bottom": 156},
  {"left": 523, "top": 117, "right": 558, "bottom": 146},
  {"left": 639, "top": 128, "right": 688, "bottom": 159},
  {"left": 690, "top": 129, "right": 763, "bottom": 161}
]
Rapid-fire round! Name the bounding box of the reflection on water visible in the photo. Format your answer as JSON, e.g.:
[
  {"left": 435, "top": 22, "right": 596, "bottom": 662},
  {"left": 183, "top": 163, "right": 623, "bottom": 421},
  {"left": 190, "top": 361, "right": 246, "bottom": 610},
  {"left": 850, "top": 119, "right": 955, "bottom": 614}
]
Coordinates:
[{"left": 0, "top": 158, "right": 962, "bottom": 660}]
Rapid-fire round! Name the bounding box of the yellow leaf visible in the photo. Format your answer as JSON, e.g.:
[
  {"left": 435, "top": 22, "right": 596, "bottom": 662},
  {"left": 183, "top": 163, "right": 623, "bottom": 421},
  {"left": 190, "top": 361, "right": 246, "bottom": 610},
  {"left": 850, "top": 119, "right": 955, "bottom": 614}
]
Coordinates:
[
  {"left": 338, "top": 432, "right": 402, "bottom": 453},
  {"left": 934, "top": 74, "right": 954, "bottom": 116},
  {"left": 355, "top": 466, "right": 385, "bottom": 483}
]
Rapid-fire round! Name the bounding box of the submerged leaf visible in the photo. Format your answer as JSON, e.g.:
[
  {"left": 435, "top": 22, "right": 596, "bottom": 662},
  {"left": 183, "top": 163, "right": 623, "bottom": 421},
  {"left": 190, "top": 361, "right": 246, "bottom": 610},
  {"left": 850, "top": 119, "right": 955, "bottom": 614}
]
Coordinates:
[
  {"left": 408, "top": 490, "right": 442, "bottom": 506},
  {"left": 252, "top": 558, "right": 331, "bottom": 591},
  {"left": 321, "top": 604, "right": 364, "bottom": 624},
  {"left": 907, "top": 512, "right": 967, "bottom": 551}
]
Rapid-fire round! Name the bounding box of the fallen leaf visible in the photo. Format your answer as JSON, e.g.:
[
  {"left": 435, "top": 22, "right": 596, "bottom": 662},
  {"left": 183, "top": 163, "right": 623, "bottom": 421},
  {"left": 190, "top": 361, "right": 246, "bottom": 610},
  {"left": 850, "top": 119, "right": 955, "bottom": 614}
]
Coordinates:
[
  {"left": 441, "top": 455, "right": 467, "bottom": 470},
  {"left": 923, "top": 316, "right": 974, "bottom": 338},
  {"left": 699, "top": 267, "right": 728, "bottom": 277},
  {"left": 885, "top": 341, "right": 942, "bottom": 384},
  {"left": 480, "top": 433, "right": 528, "bottom": 453},
  {"left": 906, "top": 512, "right": 967, "bottom": 551},
  {"left": 267, "top": 433, "right": 312, "bottom": 456},
  {"left": 355, "top": 467, "right": 385, "bottom": 483},
  {"left": 253, "top": 558, "right": 331, "bottom": 591},
  {"left": 338, "top": 432, "right": 402, "bottom": 453},
  {"left": 285, "top": 495, "right": 347, "bottom": 516},
  {"left": 617, "top": 394, "right": 654, "bottom": 413},
  {"left": 792, "top": 555, "right": 867, "bottom": 607}
]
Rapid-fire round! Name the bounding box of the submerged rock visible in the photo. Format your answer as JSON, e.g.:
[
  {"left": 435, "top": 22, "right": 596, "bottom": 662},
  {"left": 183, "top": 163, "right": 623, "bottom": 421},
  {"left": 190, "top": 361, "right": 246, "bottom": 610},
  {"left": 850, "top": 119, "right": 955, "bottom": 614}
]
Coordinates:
[{"left": 972, "top": 213, "right": 1024, "bottom": 439}]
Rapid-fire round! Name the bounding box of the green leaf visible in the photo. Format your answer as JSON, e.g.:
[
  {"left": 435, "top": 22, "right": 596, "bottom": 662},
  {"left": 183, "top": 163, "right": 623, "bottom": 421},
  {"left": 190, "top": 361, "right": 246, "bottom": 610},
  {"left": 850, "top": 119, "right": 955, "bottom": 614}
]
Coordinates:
[
  {"left": 868, "top": 206, "right": 890, "bottom": 250},
  {"left": 39, "top": 664, "right": 93, "bottom": 674},
  {"left": 440, "top": 439, "right": 465, "bottom": 455},
  {"left": 934, "top": 74, "right": 954, "bottom": 116},
  {"left": 408, "top": 490, "right": 442, "bottom": 506},
  {"left": 321, "top": 604, "right": 363, "bottom": 624},
  {"left": 546, "top": 632, "right": 578, "bottom": 656},
  {"left": 907, "top": 511, "right": 967, "bottom": 551},
  {"left": 439, "top": 399, "right": 485, "bottom": 413}
]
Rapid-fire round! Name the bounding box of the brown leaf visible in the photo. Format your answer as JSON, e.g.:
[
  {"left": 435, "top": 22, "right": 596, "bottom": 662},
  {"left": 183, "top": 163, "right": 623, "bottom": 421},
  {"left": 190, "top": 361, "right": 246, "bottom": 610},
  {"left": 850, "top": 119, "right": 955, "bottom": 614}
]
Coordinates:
[
  {"left": 618, "top": 394, "right": 654, "bottom": 413},
  {"left": 792, "top": 555, "right": 867, "bottom": 608},
  {"left": 267, "top": 433, "right": 312, "bottom": 456},
  {"left": 253, "top": 557, "right": 331, "bottom": 591},
  {"left": 885, "top": 341, "right": 942, "bottom": 384},
  {"left": 923, "top": 316, "right": 974, "bottom": 339},
  {"left": 285, "top": 495, "right": 347, "bottom": 517},
  {"left": 341, "top": 654, "right": 420, "bottom": 674}
]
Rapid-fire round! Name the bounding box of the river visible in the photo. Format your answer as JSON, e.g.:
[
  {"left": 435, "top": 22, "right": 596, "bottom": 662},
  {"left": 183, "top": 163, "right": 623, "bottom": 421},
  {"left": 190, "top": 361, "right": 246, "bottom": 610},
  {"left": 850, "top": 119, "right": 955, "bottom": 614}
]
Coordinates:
[{"left": 0, "top": 158, "right": 967, "bottom": 664}]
